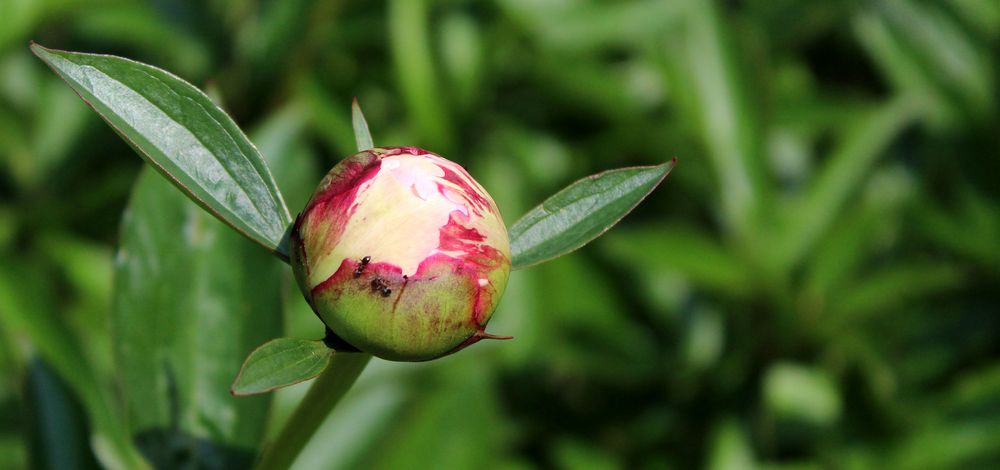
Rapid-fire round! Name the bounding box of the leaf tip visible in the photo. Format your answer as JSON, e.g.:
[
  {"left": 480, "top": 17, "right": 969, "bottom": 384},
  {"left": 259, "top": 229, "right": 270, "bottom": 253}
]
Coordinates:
[
  {"left": 660, "top": 157, "right": 678, "bottom": 173},
  {"left": 28, "top": 41, "right": 49, "bottom": 58},
  {"left": 230, "top": 375, "right": 264, "bottom": 397},
  {"left": 650, "top": 158, "right": 678, "bottom": 184},
  {"left": 352, "top": 98, "right": 374, "bottom": 151},
  {"left": 230, "top": 367, "right": 252, "bottom": 397}
]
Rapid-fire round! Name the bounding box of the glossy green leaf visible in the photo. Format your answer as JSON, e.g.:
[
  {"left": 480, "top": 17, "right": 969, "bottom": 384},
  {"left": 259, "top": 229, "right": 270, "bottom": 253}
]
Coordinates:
[
  {"left": 30, "top": 43, "right": 291, "bottom": 257},
  {"left": 112, "top": 168, "right": 283, "bottom": 468},
  {"left": 509, "top": 160, "right": 675, "bottom": 269},
  {"left": 352, "top": 98, "right": 373, "bottom": 151},
  {"left": 232, "top": 339, "right": 331, "bottom": 396}
]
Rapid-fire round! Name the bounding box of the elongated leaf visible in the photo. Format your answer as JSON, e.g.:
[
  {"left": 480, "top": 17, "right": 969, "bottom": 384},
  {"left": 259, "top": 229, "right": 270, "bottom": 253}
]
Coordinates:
[
  {"left": 30, "top": 43, "right": 290, "bottom": 256},
  {"left": 23, "top": 358, "right": 100, "bottom": 470},
  {"left": 0, "top": 261, "right": 148, "bottom": 470},
  {"left": 389, "top": 0, "right": 454, "bottom": 151},
  {"left": 880, "top": 0, "right": 994, "bottom": 117},
  {"left": 439, "top": 13, "right": 483, "bottom": 112},
  {"left": 231, "top": 338, "right": 331, "bottom": 396},
  {"left": 917, "top": 188, "right": 1000, "bottom": 272},
  {"left": 498, "top": 0, "right": 684, "bottom": 53},
  {"left": 600, "top": 224, "right": 750, "bottom": 297},
  {"left": 830, "top": 262, "right": 964, "bottom": 324},
  {"left": 301, "top": 77, "right": 356, "bottom": 158},
  {"left": 509, "top": 160, "right": 675, "bottom": 269},
  {"left": 853, "top": 11, "right": 957, "bottom": 129},
  {"left": 113, "top": 169, "right": 283, "bottom": 468},
  {"left": 777, "top": 98, "right": 915, "bottom": 268},
  {"left": 352, "top": 98, "right": 373, "bottom": 151},
  {"left": 661, "top": 0, "right": 764, "bottom": 238}
]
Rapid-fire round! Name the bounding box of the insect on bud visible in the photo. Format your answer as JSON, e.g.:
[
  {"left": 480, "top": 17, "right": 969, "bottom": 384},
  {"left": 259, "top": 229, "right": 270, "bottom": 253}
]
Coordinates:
[{"left": 290, "top": 147, "right": 511, "bottom": 361}]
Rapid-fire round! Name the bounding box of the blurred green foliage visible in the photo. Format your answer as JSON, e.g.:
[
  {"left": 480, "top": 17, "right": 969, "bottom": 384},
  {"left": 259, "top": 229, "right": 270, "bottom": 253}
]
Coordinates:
[{"left": 2, "top": 0, "right": 1000, "bottom": 468}]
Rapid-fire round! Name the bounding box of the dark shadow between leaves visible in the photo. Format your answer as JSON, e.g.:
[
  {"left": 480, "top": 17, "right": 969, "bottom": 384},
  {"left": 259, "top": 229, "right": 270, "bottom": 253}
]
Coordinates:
[
  {"left": 133, "top": 362, "right": 257, "bottom": 469},
  {"left": 133, "top": 428, "right": 256, "bottom": 470}
]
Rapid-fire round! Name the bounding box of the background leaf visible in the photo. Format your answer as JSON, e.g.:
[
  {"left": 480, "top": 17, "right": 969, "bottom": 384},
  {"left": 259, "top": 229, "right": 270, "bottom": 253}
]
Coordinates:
[
  {"left": 509, "top": 160, "right": 675, "bottom": 269},
  {"left": 232, "top": 339, "right": 331, "bottom": 396},
  {"left": 30, "top": 44, "right": 291, "bottom": 256},
  {"left": 0, "top": 260, "right": 147, "bottom": 470},
  {"left": 599, "top": 224, "right": 751, "bottom": 298},
  {"left": 776, "top": 98, "right": 916, "bottom": 268},
  {"left": 112, "top": 168, "right": 283, "bottom": 468},
  {"left": 388, "top": 0, "right": 453, "bottom": 152},
  {"left": 23, "top": 358, "right": 100, "bottom": 470},
  {"left": 660, "top": 0, "right": 765, "bottom": 239}
]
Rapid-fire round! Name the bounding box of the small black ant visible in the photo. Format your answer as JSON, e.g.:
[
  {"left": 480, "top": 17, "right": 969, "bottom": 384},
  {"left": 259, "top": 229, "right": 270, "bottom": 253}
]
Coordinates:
[
  {"left": 353, "top": 256, "right": 372, "bottom": 278},
  {"left": 370, "top": 277, "right": 391, "bottom": 297}
]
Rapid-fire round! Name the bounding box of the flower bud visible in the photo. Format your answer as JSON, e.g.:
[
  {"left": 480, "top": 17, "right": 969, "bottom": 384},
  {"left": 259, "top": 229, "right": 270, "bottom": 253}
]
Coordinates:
[{"left": 290, "top": 147, "right": 511, "bottom": 361}]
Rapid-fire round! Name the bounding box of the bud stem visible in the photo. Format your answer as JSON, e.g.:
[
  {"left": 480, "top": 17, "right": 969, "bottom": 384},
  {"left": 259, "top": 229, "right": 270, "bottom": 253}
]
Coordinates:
[{"left": 254, "top": 352, "right": 372, "bottom": 469}]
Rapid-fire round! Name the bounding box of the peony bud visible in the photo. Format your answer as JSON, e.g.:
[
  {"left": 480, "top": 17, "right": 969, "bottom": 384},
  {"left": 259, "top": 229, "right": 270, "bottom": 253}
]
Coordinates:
[{"left": 290, "top": 147, "right": 511, "bottom": 361}]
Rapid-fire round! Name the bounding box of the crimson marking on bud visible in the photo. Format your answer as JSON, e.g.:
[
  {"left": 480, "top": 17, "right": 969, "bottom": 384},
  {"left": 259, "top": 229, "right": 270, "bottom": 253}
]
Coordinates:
[{"left": 290, "top": 147, "right": 511, "bottom": 361}]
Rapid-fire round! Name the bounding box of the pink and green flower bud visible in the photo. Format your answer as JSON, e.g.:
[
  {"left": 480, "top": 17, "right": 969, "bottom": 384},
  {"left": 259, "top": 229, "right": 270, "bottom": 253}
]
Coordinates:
[{"left": 290, "top": 147, "right": 511, "bottom": 361}]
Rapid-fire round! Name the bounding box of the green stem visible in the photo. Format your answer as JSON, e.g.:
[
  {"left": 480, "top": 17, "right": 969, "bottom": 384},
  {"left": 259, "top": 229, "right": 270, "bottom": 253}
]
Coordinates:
[{"left": 255, "top": 353, "right": 372, "bottom": 470}]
